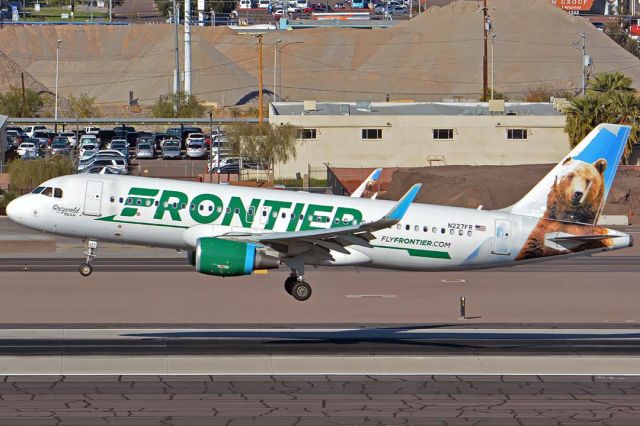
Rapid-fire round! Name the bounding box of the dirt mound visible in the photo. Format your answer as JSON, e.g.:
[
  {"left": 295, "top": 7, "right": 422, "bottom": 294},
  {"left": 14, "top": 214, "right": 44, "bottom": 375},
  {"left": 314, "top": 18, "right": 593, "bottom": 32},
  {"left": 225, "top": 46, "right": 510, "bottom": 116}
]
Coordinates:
[
  {"left": 382, "top": 165, "right": 640, "bottom": 219},
  {"left": 0, "top": 0, "right": 637, "bottom": 106}
]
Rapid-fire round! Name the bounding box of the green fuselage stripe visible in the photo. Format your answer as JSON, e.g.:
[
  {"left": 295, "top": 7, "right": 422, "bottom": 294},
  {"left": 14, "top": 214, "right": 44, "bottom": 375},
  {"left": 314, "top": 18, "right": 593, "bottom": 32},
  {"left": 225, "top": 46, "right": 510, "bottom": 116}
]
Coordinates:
[
  {"left": 372, "top": 244, "right": 451, "bottom": 259},
  {"left": 96, "top": 215, "right": 189, "bottom": 229}
]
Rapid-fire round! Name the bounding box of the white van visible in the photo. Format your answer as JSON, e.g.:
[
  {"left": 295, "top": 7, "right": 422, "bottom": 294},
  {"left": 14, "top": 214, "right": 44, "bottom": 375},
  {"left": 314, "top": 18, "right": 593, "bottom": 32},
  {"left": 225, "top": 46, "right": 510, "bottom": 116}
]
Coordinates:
[
  {"left": 258, "top": 0, "right": 270, "bottom": 7},
  {"left": 296, "top": 0, "right": 308, "bottom": 9},
  {"left": 239, "top": 0, "right": 252, "bottom": 9}
]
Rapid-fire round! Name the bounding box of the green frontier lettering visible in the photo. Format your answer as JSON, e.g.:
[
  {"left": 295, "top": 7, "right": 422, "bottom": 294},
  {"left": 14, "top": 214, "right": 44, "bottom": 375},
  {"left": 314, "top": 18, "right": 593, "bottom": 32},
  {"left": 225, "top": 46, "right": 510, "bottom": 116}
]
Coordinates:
[
  {"left": 189, "top": 193, "right": 224, "bottom": 224},
  {"left": 120, "top": 187, "right": 160, "bottom": 217},
  {"left": 300, "top": 204, "right": 334, "bottom": 231},
  {"left": 222, "top": 196, "right": 261, "bottom": 227},
  {"left": 154, "top": 190, "right": 189, "bottom": 221},
  {"left": 333, "top": 207, "right": 363, "bottom": 227},
  {"left": 262, "top": 200, "right": 292, "bottom": 230},
  {"left": 286, "top": 203, "right": 305, "bottom": 231}
]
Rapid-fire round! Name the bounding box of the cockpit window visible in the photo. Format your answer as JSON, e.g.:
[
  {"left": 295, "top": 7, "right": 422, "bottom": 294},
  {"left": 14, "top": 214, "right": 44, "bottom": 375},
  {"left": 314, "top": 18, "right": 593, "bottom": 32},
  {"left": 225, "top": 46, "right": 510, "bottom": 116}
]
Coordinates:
[
  {"left": 54, "top": 188, "right": 63, "bottom": 198},
  {"left": 31, "top": 186, "right": 45, "bottom": 194},
  {"left": 41, "top": 187, "right": 53, "bottom": 197}
]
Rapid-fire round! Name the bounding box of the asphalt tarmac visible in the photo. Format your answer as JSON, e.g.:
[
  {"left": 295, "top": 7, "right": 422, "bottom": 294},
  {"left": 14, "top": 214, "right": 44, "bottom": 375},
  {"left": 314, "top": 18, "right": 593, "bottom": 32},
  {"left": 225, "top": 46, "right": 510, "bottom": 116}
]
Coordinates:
[{"left": 0, "top": 375, "right": 639, "bottom": 425}]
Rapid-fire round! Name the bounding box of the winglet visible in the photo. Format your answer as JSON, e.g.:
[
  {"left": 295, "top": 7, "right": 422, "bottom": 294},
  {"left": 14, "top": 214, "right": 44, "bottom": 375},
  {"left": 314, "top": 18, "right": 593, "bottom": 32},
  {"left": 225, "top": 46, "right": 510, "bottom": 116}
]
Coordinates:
[
  {"left": 351, "top": 168, "right": 383, "bottom": 198},
  {"left": 385, "top": 183, "right": 421, "bottom": 222}
]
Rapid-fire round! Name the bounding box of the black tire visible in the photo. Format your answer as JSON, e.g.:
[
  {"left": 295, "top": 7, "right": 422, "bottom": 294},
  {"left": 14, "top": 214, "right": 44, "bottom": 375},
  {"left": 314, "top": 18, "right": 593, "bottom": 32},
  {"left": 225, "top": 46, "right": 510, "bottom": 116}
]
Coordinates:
[
  {"left": 291, "top": 281, "right": 312, "bottom": 302},
  {"left": 284, "top": 276, "right": 297, "bottom": 294},
  {"left": 79, "top": 263, "right": 93, "bottom": 277}
]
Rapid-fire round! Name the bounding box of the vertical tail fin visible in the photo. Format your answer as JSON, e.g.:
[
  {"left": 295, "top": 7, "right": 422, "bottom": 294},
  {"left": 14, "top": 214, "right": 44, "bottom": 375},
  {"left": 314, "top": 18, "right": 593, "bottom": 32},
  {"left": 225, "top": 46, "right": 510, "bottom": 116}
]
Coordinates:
[{"left": 507, "top": 124, "right": 631, "bottom": 225}]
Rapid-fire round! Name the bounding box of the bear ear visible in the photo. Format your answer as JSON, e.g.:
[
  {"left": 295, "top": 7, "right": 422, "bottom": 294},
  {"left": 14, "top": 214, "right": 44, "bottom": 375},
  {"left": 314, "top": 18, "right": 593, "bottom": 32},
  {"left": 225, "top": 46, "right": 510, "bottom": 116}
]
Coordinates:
[
  {"left": 593, "top": 158, "right": 607, "bottom": 174},
  {"left": 562, "top": 157, "right": 572, "bottom": 165}
]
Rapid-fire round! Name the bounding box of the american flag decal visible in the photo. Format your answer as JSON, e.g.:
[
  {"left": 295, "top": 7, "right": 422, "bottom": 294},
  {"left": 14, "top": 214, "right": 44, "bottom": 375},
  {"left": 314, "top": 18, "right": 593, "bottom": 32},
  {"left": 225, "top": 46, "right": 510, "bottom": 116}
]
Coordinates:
[{"left": 475, "top": 225, "right": 486, "bottom": 231}]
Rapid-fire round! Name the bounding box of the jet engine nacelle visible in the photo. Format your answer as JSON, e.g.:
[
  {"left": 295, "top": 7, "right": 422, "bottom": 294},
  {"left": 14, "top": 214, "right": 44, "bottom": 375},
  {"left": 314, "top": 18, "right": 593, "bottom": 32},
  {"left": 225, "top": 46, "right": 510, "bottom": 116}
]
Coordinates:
[{"left": 195, "top": 237, "right": 279, "bottom": 276}]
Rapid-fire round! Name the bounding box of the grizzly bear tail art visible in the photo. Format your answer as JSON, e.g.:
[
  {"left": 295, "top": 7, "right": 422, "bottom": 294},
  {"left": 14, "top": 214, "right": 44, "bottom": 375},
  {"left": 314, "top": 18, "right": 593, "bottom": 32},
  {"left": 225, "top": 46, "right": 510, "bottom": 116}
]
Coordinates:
[{"left": 505, "top": 124, "right": 631, "bottom": 226}]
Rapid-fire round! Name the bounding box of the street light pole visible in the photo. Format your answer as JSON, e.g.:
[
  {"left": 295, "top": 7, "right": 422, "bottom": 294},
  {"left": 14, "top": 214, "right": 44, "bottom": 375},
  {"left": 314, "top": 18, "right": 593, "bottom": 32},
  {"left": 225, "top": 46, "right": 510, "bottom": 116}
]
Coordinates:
[
  {"left": 491, "top": 33, "right": 496, "bottom": 100},
  {"left": 581, "top": 32, "right": 586, "bottom": 96},
  {"left": 274, "top": 39, "right": 281, "bottom": 102},
  {"left": 278, "top": 41, "right": 303, "bottom": 102},
  {"left": 209, "top": 110, "right": 213, "bottom": 183},
  {"left": 54, "top": 39, "right": 62, "bottom": 131}
]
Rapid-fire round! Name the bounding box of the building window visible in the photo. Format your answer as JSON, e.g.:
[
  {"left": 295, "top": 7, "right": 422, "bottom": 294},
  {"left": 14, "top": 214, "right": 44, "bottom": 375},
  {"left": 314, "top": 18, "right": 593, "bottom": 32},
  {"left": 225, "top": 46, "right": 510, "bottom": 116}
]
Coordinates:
[
  {"left": 507, "top": 129, "right": 528, "bottom": 140},
  {"left": 362, "top": 129, "right": 382, "bottom": 140},
  {"left": 297, "top": 128, "right": 317, "bottom": 140},
  {"left": 433, "top": 129, "right": 454, "bottom": 140}
]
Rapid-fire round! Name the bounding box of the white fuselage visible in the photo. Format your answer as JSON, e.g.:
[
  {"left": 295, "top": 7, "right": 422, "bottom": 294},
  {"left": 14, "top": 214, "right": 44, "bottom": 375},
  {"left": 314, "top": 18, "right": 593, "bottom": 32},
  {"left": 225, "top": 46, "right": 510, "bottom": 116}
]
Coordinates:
[{"left": 6, "top": 174, "right": 631, "bottom": 272}]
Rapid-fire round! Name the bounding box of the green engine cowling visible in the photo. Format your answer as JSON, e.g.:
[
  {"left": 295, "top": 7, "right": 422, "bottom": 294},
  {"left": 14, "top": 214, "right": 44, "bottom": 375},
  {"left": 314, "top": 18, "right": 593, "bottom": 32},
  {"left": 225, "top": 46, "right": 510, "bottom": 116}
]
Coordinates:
[{"left": 195, "top": 237, "right": 280, "bottom": 276}]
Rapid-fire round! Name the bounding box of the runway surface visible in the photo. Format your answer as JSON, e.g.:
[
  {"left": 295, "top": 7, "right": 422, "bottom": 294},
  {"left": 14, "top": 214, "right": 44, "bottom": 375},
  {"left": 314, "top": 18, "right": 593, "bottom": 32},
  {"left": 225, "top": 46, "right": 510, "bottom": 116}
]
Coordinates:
[{"left": 0, "top": 375, "right": 639, "bottom": 425}]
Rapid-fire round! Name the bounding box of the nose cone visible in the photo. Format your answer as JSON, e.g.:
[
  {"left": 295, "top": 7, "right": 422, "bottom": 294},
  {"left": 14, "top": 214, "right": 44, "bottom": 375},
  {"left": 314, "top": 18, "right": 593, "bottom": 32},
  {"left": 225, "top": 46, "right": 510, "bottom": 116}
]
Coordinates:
[{"left": 5, "top": 197, "right": 21, "bottom": 223}]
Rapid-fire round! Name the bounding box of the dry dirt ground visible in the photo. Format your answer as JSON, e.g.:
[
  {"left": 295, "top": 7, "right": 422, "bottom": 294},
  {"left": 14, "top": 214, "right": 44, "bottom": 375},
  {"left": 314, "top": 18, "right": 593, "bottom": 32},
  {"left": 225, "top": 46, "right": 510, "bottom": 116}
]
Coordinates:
[{"left": 0, "top": 0, "right": 638, "bottom": 108}]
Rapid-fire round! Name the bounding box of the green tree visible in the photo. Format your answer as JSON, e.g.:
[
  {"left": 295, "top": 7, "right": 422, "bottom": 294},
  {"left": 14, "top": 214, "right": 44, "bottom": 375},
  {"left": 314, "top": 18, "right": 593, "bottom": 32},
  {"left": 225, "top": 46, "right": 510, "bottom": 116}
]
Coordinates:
[
  {"left": 588, "top": 71, "right": 634, "bottom": 94},
  {"left": 69, "top": 93, "right": 100, "bottom": 118},
  {"left": 564, "top": 73, "right": 640, "bottom": 161},
  {"left": 151, "top": 92, "right": 206, "bottom": 118},
  {"left": 0, "top": 87, "right": 43, "bottom": 117},
  {"left": 227, "top": 124, "right": 299, "bottom": 181},
  {"left": 604, "top": 21, "right": 640, "bottom": 58},
  {"left": 155, "top": 0, "right": 235, "bottom": 19}
]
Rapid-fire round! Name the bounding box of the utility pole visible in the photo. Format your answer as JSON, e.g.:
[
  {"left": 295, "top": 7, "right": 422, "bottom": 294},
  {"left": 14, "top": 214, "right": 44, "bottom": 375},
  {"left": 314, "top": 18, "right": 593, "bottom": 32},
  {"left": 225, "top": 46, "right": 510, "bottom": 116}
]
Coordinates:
[
  {"left": 20, "top": 72, "right": 25, "bottom": 117},
  {"left": 257, "top": 34, "right": 264, "bottom": 124},
  {"left": 482, "top": 0, "right": 489, "bottom": 101},
  {"left": 581, "top": 32, "right": 587, "bottom": 96},
  {"left": 173, "top": 0, "right": 180, "bottom": 114},
  {"left": 491, "top": 33, "right": 496, "bottom": 100},
  {"left": 209, "top": 110, "right": 213, "bottom": 183},
  {"left": 109, "top": 0, "right": 112, "bottom": 22},
  {"left": 184, "top": 0, "right": 192, "bottom": 96}
]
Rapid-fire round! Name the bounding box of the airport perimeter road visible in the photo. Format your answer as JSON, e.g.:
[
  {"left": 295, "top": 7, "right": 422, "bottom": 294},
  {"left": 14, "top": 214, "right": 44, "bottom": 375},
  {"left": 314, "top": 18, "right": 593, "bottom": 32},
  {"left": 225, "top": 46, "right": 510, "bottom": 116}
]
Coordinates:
[{"left": 0, "top": 375, "right": 638, "bottom": 425}]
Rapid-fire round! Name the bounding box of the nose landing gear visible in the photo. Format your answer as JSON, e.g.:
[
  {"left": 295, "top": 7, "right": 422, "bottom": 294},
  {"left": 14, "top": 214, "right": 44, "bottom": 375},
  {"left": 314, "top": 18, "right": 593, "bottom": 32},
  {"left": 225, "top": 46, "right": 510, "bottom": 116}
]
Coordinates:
[{"left": 79, "top": 240, "right": 98, "bottom": 277}]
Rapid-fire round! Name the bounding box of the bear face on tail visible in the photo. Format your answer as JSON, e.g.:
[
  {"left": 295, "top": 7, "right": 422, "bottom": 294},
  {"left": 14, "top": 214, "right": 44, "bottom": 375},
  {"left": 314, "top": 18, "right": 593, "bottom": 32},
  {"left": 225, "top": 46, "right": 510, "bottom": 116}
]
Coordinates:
[{"left": 544, "top": 157, "right": 607, "bottom": 224}]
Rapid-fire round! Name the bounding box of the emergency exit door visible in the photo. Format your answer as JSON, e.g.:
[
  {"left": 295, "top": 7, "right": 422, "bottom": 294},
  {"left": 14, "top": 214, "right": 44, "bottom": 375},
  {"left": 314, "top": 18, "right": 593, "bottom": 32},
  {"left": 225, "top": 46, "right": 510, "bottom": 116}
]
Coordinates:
[{"left": 83, "top": 180, "right": 103, "bottom": 216}]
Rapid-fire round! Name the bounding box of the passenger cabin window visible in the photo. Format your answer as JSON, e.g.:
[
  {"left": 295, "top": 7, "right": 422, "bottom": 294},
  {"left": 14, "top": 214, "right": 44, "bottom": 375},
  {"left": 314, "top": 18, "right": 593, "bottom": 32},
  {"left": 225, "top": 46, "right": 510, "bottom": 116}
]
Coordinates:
[
  {"left": 433, "top": 129, "right": 454, "bottom": 140},
  {"left": 53, "top": 188, "right": 63, "bottom": 198},
  {"left": 362, "top": 129, "right": 382, "bottom": 140},
  {"left": 507, "top": 129, "right": 528, "bottom": 140}
]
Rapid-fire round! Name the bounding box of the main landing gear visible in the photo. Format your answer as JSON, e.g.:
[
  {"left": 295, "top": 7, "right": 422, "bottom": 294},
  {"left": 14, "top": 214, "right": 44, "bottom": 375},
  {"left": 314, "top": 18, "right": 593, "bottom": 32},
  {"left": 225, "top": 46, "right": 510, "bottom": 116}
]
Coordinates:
[
  {"left": 79, "top": 240, "right": 98, "bottom": 277},
  {"left": 284, "top": 269, "right": 312, "bottom": 302}
]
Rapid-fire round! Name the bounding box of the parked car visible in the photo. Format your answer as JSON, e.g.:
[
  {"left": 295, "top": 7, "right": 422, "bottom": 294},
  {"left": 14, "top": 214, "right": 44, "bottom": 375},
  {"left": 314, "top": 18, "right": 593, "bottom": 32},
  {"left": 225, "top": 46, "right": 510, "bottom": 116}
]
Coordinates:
[
  {"left": 32, "top": 130, "right": 51, "bottom": 148},
  {"left": 162, "top": 141, "right": 182, "bottom": 159},
  {"left": 17, "top": 142, "right": 37, "bottom": 157},
  {"left": 160, "top": 138, "right": 181, "bottom": 149},
  {"left": 77, "top": 150, "right": 128, "bottom": 171},
  {"left": 135, "top": 141, "right": 155, "bottom": 159},
  {"left": 186, "top": 140, "right": 206, "bottom": 159},
  {"left": 59, "top": 131, "right": 78, "bottom": 148},
  {"left": 51, "top": 139, "right": 71, "bottom": 156},
  {"left": 153, "top": 133, "right": 171, "bottom": 150},
  {"left": 79, "top": 134, "right": 98, "bottom": 149},
  {"left": 24, "top": 125, "right": 47, "bottom": 138},
  {"left": 79, "top": 143, "right": 99, "bottom": 160},
  {"left": 82, "top": 165, "right": 127, "bottom": 175},
  {"left": 84, "top": 126, "right": 100, "bottom": 135},
  {"left": 6, "top": 130, "right": 22, "bottom": 150},
  {"left": 258, "top": 0, "right": 270, "bottom": 7},
  {"left": 239, "top": 0, "right": 252, "bottom": 9},
  {"left": 109, "top": 139, "right": 130, "bottom": 157},
  {"left": 21, "top": 149, "right": 41, "bottom": 160},
  {"left": 334, "top": 1, "right": 345, "bottom": 8},
  {"left": 81, "top": 157, "right": 128, "bottom": 173},
  {"left": 186, "top": 133, "right": 205, "bottom": 144}
]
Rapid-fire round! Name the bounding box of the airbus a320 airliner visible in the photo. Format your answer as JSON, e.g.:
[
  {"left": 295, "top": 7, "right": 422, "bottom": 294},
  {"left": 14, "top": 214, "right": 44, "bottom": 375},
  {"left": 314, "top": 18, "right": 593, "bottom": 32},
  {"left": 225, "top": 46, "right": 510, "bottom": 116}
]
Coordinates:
[{"left": 6, "top": 124, "right": 633, "bottom": 301}]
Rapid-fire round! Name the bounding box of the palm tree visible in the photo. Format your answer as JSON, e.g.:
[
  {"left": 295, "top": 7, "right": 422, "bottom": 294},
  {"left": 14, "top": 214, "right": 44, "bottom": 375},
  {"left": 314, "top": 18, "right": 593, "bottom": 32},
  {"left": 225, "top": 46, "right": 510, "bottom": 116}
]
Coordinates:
[
  {"left": 608, "top": 91, "right": 640, "bottom": 158},
  {"left": 587, "top": 72, "right": 634, "bottom": 94},
  {"left": 564, "top": 93, "right": 612, "bottom": 148}
]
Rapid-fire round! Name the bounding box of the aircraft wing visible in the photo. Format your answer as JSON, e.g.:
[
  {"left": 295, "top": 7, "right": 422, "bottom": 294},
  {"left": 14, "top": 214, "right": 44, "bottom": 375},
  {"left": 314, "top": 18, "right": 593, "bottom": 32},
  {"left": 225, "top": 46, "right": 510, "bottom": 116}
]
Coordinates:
[
  {"left": 222, "top": 183, "right": 421, "bottom": 257},
  {"left": 350, "top": 168, "right": 382, "bottom": 198}
]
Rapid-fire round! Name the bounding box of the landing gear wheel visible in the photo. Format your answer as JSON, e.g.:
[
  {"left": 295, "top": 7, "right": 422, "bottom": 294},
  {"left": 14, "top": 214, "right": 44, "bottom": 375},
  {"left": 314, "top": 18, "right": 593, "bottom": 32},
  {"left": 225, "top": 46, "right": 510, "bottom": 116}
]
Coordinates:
[
  {"left": 79, "top": 263, "right": 93, "bottom": 277},
  {"left": 291, "top": 281, "right": 312, "bottom": 302},
  {"left": 284, "top": 276, "right": 297, "bottom": 295}
]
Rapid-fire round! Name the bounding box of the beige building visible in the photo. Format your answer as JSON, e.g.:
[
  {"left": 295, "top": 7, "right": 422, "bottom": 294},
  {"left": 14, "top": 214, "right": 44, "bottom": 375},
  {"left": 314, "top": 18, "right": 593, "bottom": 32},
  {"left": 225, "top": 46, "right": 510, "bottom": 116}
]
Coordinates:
[{"left": 268, "top": 101, "right": 568, "bottom": 179}]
